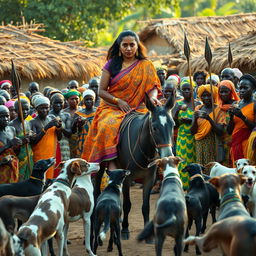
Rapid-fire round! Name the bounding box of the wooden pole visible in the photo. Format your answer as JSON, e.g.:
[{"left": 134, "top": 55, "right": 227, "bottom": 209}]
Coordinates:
[
  {"left": 184, "top": 33, "right": 195, "bottom": 109},
  {"left": 11, "top": 60, "right": 32, "bottom": 174},
  {"left": 228, "top": 42, "right": 233, "bottom": 68}
]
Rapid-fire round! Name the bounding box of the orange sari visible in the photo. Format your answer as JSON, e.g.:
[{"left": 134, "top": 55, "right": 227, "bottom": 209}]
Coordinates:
[
  {"left": 231, "top": 102, "right": 254, "bottom": 163},
  {"left": 32, "top": 127, "right": 57, "bottom": 178},
  {"left": 82, "top": 59, "right": 161, "bottom": 163}
]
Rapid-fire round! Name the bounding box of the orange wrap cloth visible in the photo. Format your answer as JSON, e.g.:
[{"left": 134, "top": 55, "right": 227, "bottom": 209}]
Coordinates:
[
  {"left": 0, "top": 142, "right": 19, "bottom": 184},
  {"left": 82, "top": 59, "right": 161, "bottom": 163},
  {"left": 247, "top": 128, "right": 256, "bottom": 163},
  {"left": 231, "top": 102, "right": 255, "bottom": 163},
  {"left": 217, "top": 80, "right": 240, "bottom": 111},
  {"left": 194, "top": 105, "right": 224, "bottom": 140},
  {"left": 197, "top": 84, "right": 218, "bottom": 102},
  {"left": 32, "top": 126, "right": 57, "bottom": 178}
]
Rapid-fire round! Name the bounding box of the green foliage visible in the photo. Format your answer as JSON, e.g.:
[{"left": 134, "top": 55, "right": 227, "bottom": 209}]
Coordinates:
[{"left": 0, "top": 0, "right": 252, "bottom": 46}]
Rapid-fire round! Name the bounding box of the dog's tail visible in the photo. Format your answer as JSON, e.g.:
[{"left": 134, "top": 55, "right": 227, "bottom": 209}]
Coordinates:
[
  {"left": 155, "top": 215, "right": 176, "bottom": 229},
  {"left": 99, "top": 205, "right": 111, "bottom": 241},
  {"left": 137, "top": 220, "right": 154, "bottom": 242}
]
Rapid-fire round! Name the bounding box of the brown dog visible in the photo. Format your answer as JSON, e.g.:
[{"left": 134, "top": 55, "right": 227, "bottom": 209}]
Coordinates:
[{"left": 184, "top": 174, "right": 256, "bottom": 256}]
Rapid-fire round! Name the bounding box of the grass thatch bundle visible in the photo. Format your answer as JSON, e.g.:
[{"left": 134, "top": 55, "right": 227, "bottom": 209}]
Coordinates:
[{"left": 0, "top": 24, "right": 105, "bottom": 81}]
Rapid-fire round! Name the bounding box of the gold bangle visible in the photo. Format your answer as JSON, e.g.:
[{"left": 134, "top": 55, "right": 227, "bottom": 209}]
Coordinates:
[{"left": 112, "top": 96, "right": 119, "bottom": 104}]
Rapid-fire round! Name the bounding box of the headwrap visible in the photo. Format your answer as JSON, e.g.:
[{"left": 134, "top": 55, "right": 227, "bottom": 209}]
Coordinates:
[
  {"left": 180, "top": 77, "right": 196, "bottom": 88},
  {"left": 0, "top": 80, "right": 12, "bottom": 89},
  {"left": 33, "top": 95, "right": 50, "bottom": 108},
  {"left": 167, "top": 74, "right": 180, "bottom": 84},
  {"left": 217, "top": 80, "right": 240, "bottom": 111},
  {"left": 63, "top": 89, "right": 81, "bottom": 99},
  {"left": 233, "top": 68, "right": 243, "bottom": 79},
  {"left": 77, "top": 87, "right": 86, "bottom": 94},
  {"left": 240, "top": 74, "right": 256, "bottom": 90},
  {"left": 206, "top": 73, "right": 220, "bottom": 84},
  {"left": 197, "top": 84, "right": 218, "bottom": 103},
  {"left": 82, "top": 84, "right": 89, "bottom": 89},
  {"left": 82, "top": 89, "right": 96, "bottom": 100},
  {"left": 156, "top": 65, "right": 167, "bottom": 72},
  {"left": 5, "top": 100, "right": 15, "bottom": 108}
]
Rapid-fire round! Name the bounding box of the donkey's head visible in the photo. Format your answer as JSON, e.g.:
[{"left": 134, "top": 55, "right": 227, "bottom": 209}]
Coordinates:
[{"left": 144, "top": 92, "right": 175, "bottom": 158}]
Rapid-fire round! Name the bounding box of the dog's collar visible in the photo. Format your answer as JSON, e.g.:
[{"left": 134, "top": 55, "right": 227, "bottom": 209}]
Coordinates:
[
  {"left": 190, "top": 174, "right": 203, "bottom": 181},
  {"left": 30, "top": 176, "right": 44, "bottom": 183},
  {"left": 164, "top": 172, "right": 182, "bottom": 186},
  {"left": 54, "top": 179, "right": 71, "bottom": 188},
  {"left": 220, "top": 192, "right": 241, "bottom": 209}
]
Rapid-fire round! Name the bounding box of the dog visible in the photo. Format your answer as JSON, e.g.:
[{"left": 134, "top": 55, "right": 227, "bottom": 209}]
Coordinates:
[
  {"left": 17, "top": 158, "right": 87, "bottom": 256},
  {"left": 206, "top": 158, "right": 250, "bottom": 177},
  {"left": 238, "top": 165, "right": 256, "bottom": 217},
  {"left": 0, "top": 179, "right": 54, "bottom": 234},
  {"left": 0, "top": 157, "right": 55, "bottom": 197},
  {"left": 182, "top": 163, "right": 219, "bottom": 224},
  {"left": 0, "top": 217, "right": 24, "bottom": 256},
  {"left": 183, "top": 171, "right": 212, "bottom": 255},
  {"left": 137, "top": 156, "right": 186, "bottom": 256},
  {"left": 94, "top": 169, "right": 130, "bottom": 256},
  {"left": 63, "top": 162, "right": 100, "bottom": 256},
  {"left": 184, "top": 174, "right": 256, "bottom": 256}
]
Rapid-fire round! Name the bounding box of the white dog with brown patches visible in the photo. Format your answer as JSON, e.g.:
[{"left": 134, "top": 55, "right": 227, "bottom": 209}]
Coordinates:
[
  {"left": 238, "top": 165, "right": 256, "bottom": 217},
  {"left": 17, "top": 159, "right": 99, "bottom": 256}
]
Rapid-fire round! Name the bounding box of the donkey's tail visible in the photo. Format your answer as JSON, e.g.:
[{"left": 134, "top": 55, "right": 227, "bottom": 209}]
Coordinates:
[
  {"left": 99, "top": 205, "right": 111, "bottom": 241},
  {"left": 137, "top": 221, "right": 154, "bottom": 242}
]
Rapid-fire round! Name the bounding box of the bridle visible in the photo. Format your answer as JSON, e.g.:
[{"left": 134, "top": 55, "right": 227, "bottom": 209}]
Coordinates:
[{"left": 127, "top": 114, "right": 171, "bottom": 170}]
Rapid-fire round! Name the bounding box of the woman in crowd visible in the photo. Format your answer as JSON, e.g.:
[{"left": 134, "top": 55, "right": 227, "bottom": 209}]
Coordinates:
[
  {"left": 63, "top": 89, "right": 81, "bottom": 158},
  {"left": 227, "top": 74, "right": 256, "bottom": 165},
  {"left": 72, "top": 89, "right": 96, "bottom": 157},
  {"left": 82, "top": 30, "right": 161, "bottom": 170},
  {"left": 173, "top": 79, "right": 200, "bottom": 189},
  {"left": 217, "top": 80, "right": 240, "bottom": 166},
  {"left": 191, "top": 84, "right": 224, "bottom": 165}
]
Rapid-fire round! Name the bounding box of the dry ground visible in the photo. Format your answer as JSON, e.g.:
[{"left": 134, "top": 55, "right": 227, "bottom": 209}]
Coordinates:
[{"left": 54, "top": 184, "right": 221, "bottom": 256}]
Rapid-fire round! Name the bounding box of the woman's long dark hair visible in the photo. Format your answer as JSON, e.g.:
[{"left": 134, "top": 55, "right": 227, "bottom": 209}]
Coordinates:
[{"left": 106, "top": 30, "right": 147, "bottom": 77}]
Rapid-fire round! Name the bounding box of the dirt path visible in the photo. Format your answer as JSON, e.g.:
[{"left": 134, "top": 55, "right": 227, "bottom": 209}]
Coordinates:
[{"left": 60, "top": 184, "right": 220, "bottom": 256}]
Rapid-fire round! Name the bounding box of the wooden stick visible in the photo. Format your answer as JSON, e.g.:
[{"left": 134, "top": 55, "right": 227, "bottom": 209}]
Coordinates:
[
  {"left": 11, "top": 60, "right": 32, "bottom": 174},
  {"left": 228, "top": 42, "right": 233, "bottom": 67},
  {"left": 184, "top": 33, "right": 195, "bottom": 109}
]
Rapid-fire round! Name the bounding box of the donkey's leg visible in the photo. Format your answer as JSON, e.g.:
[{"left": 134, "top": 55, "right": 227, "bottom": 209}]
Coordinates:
[
  {"left": 121, "top": 179, "right": 131, "bottom": 240},
  {"left": 142, "top": 174, "right": 155, "bottom": 244},
  {"left": 93, "top": 164, "right": 105, "bottom": 200}
]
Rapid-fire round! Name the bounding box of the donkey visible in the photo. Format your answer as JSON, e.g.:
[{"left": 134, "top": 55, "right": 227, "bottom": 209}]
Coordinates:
[{"left": 95, "top": 92, "right": 175, "bottom": 241}]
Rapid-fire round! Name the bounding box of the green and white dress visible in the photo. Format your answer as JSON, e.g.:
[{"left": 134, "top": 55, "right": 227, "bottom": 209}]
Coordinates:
[{"left": 176, "top": 101, "right": 196, "bottom": 190}]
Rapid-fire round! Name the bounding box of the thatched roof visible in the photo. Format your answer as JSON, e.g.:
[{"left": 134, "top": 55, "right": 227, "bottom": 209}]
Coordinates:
[
  {"left": 178, "top": 31, "right": 256, "bottom": 75},
  {"left": 139, "top": 13, "right": 256, "bottom": 67},
  {"left": 0, "top": 24, "right": 104, "bottom": 81}
]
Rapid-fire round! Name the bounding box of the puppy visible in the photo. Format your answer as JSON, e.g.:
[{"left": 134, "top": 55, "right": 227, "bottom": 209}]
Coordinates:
[
  {"left": 206, "top": 158, "right": 250, "bottom": 177},
  {"left": 137, "top": 156, "right": 186, "bottom": 256},
  {"left": 94, "top": 169, "right": 130, "bottom": 256}
]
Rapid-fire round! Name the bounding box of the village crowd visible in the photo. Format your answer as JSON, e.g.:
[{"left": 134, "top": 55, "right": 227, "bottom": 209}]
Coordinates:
[{"left": 0, "top": 63, "right": 255, "bottom": 191}]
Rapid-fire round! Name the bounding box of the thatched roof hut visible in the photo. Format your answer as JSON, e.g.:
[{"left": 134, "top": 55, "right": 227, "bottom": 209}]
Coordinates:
[
  {"left": 138, "top": 13, "right": 256, "bottom": 72},
  {"left": 0, "top": 24, "right": 104, "bottom": 90},
  {"left": 178, "top": 31, "right": 256, "bottom": 76}
]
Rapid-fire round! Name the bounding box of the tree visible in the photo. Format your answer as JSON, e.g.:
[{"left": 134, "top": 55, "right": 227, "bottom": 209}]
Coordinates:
[{"left": 0, "top": 0, "right": 180, "bottom": 45}]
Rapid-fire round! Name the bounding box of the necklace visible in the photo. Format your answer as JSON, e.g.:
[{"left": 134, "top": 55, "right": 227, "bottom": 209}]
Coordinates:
[{"left": 122, "top": 60, "right": 137, "bottom": 69}]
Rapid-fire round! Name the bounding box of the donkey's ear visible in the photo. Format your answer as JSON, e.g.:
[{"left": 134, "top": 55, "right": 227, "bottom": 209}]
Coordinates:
[
  {"left": 165, "top": 90, "right": 176, "bottom": 111},
  {"left": 144, "top": 93, "right": 155, "bottom": 112}
]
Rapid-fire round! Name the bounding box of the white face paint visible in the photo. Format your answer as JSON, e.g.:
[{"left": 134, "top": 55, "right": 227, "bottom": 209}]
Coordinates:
[{"left": 159, "top": 115, "right": 167, "bottom": 127}]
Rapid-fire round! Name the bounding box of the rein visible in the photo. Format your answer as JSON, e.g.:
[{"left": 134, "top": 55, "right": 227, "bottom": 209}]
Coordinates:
[
  {"left": 54, "top": 178, "right": 71, "bottom": 188},
  {"left": 220, "top": 191, "right": 241, "bottom": 209},
  {"left": 127, "top": 114, "right": 158, "bottom": 170}
]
